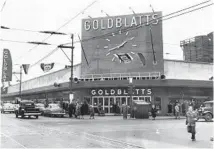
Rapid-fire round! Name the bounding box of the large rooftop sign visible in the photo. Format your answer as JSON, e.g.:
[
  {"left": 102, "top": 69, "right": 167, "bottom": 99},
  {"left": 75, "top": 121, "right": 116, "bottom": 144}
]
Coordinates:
[
  {"left": 83, "top": 14, "right": 159, "bottom": 31},
  {"left": 81, "top": 12, "right": 164, "bottom": 75}
]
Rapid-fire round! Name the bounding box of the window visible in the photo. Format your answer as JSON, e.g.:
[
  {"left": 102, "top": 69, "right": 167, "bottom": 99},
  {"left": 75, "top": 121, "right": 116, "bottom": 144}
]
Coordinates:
[
  {"left": 145, "top": 97, "right": 151, "bottom": 102},
  {"left": 139, "top": 97, "right": 144, "bottom": 101}
]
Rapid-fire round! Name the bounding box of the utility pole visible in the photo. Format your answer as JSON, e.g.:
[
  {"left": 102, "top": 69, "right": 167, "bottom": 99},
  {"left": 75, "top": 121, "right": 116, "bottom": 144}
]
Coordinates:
[
  {"left": 70, "top": 34, "right": 74, "bottom": 97},
  {"left": 13, "top": 65, "right": 23, "bottom": 99},
  {"left": 58, "top": 34, "right": 75, "bottom": 103},
  {"left": 19, "top": 66, "right": 22, "bottom": 99}
]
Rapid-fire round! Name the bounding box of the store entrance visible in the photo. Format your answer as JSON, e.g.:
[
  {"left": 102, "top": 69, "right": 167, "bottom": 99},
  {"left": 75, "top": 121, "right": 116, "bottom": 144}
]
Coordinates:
[{"left": 92, "top": 96, "right": 151, "bottom": 114}]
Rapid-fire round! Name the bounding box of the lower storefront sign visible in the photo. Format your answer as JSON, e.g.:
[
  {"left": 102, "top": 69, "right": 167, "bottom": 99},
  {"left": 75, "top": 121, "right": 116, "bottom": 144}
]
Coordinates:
[{"left": 91, "top": 88, "right": 152, "bottom": 96}]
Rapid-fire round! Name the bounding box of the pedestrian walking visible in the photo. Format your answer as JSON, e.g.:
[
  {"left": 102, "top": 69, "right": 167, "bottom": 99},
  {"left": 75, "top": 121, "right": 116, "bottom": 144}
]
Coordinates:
[
  {"left": 83, "top": 101, "right": 89, "bottom": 116},
  {"left": 186, "top": 106, "right": 197, "bottom": 141},
  {"left": 175, "top": 103, "right": 180, "bottom": 119},
  {"left": 68, "top": 102, "right": 74, "bottom": 118},
  {"left": 80, "top": 102, "right": 84, "bottom": 119},
  {"left": 89, "top": 105, "right": 95, "bottom": 119},
  {"left": 122, "top": 102, "right": 128, "bottom": 119},
  {"left": 75, "top": 102, "right": 81, "bottom": 119},
  {"left": 151, "top": 104, "right": 158, "bottom": 120}
]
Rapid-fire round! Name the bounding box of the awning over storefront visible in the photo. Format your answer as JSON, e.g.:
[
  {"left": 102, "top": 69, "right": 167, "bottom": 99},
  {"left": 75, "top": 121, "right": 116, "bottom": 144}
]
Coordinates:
[{"left": 1, "top": 79, "right": 213, "bottom": 98}]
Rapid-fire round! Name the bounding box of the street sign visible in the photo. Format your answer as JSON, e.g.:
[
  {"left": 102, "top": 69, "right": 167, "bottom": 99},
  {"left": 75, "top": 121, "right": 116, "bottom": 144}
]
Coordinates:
[{"left": 129, "top": 77, "right": 133, "bottom": 84}]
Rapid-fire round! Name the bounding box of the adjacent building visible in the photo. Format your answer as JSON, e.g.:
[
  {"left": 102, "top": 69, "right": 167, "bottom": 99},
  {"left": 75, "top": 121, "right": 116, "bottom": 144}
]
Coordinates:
[{"left": 180, "top": 32, "right": 213, "bottom": 63}]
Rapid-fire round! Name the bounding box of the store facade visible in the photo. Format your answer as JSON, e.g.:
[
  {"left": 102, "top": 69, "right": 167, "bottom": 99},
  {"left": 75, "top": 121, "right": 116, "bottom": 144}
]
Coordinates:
[
  {"left": 69, "top": 79, "right": 213, "bottom": 115},
  {"left": 1, "top": 13, "right": 213, "bottom": 116}
]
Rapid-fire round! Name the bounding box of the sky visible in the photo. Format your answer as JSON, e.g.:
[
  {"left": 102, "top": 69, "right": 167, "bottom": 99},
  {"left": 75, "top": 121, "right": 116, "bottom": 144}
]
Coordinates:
[{"left": 0, "top": 0, "right": 213, "bottom": 85}]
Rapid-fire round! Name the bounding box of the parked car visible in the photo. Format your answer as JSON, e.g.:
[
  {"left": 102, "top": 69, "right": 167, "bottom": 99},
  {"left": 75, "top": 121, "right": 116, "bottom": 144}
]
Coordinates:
[
  {"left": 13, "top": 104, "right": 20, "bottom": 111},
  {"left": 1, "top": 103, "right": 14, "bottom": 113},
  {"left": 43, "top": 103, "right": 66, "bottom": 117},
  {"left": 35, "top": 103, "right": 45, "bottom": 115},
  {"left": 15, "top": 100, "right": 41, "bottom": 119},
  {"left": 196, "top": 100, "right": 213, "bottom": 122}
]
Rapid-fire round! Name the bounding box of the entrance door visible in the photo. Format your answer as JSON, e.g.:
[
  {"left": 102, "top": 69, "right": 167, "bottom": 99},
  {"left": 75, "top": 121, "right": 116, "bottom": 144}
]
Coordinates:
[
  {"left": 98, "top": 97, "right": 104, "bottom": 110},
  {"left": 109, "top": 97, "right": 115, "bottom": 113},
  {"left": 104, "top": 97, "right": 109, "bottom": 113}
]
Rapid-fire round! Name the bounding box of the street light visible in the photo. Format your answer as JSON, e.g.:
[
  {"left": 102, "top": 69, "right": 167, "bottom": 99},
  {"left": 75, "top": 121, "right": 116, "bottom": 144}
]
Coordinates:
[{"left": 58, "top": 34, "right": 74, "bottom": 104}]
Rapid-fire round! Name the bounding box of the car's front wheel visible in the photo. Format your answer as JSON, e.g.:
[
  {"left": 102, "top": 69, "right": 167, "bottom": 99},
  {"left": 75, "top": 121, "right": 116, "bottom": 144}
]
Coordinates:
[{"left": 205, "top": 113, "right": 213, "bottom": 122}]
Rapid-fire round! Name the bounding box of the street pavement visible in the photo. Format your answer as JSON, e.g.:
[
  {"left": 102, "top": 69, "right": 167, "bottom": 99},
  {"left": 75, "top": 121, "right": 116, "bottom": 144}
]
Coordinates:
[{"left": 0, "top": 113, "right": 213, "bottom": 148}]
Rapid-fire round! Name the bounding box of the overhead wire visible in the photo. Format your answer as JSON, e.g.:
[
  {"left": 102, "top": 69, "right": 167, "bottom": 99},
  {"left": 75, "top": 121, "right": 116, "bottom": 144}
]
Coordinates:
[
  {"left": 0, "top": 37, "right": 186, "bottom": 47},
  {"left": 13, "top": 0, "right": 97, "bottom": 62},
  {"left": 1, "top": 37, "right": 213, "bottom": 48},
  {"left": 1, "top": 26, "right": 71, "bottom": 35},
  {"left": 30, "top": 47, "right": 59, "bottom": 68},
  {"left": 0, "top": 38, "right": 58, "bottom": 46},
  {"left": 13, "top": 1, "right": 213, "bottom": 69},
  {"left": 0, "top": 0, "right": 7, "bottom": 12},
  {"left": 64, "top": 0, "right": 212, "bottom": 44}
]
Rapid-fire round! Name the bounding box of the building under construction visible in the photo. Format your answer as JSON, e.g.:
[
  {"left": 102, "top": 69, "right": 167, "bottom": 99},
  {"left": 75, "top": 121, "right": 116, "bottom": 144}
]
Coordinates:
[{"left": 180, "top": 32, "right": 213, "bottom": 63}]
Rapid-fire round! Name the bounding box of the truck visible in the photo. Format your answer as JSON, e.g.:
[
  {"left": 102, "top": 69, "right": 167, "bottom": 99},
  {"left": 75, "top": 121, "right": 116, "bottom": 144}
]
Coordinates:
[
  {"left": 196, "top": 100, "right": 213, "bottom": 122},
  {"left": 15, "top": 100, "right": 41, "bottom": 119}
]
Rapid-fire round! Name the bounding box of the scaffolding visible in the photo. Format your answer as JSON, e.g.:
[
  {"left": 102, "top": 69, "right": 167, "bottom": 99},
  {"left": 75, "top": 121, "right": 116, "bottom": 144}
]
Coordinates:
[{"left": 180, "top": 33, "right": 213, "bottom": 63}]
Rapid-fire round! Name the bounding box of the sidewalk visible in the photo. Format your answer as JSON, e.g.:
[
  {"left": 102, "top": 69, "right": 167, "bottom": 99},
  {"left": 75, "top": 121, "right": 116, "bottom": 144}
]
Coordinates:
[
  {"left": 69, "top": 115, "right": 186, "bottom": 120},
  {"left": 96, "top": 114, "right": 187, "bottom": 120}
]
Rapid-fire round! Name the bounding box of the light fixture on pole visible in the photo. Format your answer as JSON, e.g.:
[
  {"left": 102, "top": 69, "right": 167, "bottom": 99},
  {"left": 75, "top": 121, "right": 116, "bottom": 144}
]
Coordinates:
[
  {"left": 13, "top": 65, "right": 23, "bottom": 99},
  {"left": 58, "top": 34, "right": 75, "bottom": 103},
  {"left": 129, "top": 7, "right": 136, "bottom": 14},
  {"left": 101, "top": 10, "right": 110, "bottom": 17}
]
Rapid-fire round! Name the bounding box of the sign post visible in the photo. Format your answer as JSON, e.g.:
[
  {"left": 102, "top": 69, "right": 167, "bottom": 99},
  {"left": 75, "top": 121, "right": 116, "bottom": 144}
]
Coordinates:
[
  {"left": 69, "top": 94, "right": 74, "bottom": 103},
  {"left": 129, "top": 77, "right": 134, "bottom": 118}
]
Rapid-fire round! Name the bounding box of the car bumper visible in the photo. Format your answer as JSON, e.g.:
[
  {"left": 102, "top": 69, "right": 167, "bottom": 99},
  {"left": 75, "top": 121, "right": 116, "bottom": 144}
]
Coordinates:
[
  {"left": 51, "top": 113, "right": 66, "bottom": 115},
  {"left": 2, "top": 109, "right": 14, "bottom": 112},
  {"left": 24, "top": 113, "right": 41, "bottom": 116}
]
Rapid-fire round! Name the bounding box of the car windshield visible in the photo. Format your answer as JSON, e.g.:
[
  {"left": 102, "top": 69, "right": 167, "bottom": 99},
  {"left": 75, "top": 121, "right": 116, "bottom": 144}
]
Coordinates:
[
  {"left": 49, "top": 104, "right": 60, "bottom": 108},
  {"left": 204, "top": 103, "right": 213, "bottom": 108},
  {"left": 4, "top": 103, "right": 13, "bottom": 106},
  {"left": 22, "top": 102, "right": 34, "bottom": 106},
  {"left": 36, "top": 104, "right": 44, "bottom": 107}
]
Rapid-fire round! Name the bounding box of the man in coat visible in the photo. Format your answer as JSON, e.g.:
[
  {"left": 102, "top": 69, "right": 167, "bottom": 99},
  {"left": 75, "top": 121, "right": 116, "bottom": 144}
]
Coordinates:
[
  {"left": 122, "top": 102, "right": 128, "bottom": 119},
  {"left": 186, "top": 106, "right": 197, "bottom": 141},
  {"left": 175, "top": 103, "right": 180, "bottom": 119},
  {"left": 68, "top": 102, "right": 74, "bottom": 118}
]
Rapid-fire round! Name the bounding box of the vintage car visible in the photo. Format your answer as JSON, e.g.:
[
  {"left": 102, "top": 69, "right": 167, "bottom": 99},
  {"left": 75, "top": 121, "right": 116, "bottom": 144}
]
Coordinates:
[
  {"left": 15, "top": 100, "right": 41, "bottom": 119},
  {"left": 1, "top": 103, "right": 15, "bottom": 113},
  {"left": 43, "top": 103, "right": 66, "bottom": 117},
  {"left": 197, "top": 100, "right": 213, "bottom": 122},
  {"left": 13, "top": 104, "right": 20, "bottom": 111},
  {"left": 35, "top": 103, "right": 45, "bottom": 115}
]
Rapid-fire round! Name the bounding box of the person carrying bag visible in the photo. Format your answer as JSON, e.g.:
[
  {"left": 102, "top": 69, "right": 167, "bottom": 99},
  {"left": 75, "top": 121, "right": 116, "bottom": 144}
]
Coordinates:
[{"left": 186, "top": 105, "right": 198, "bottom": 141}]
